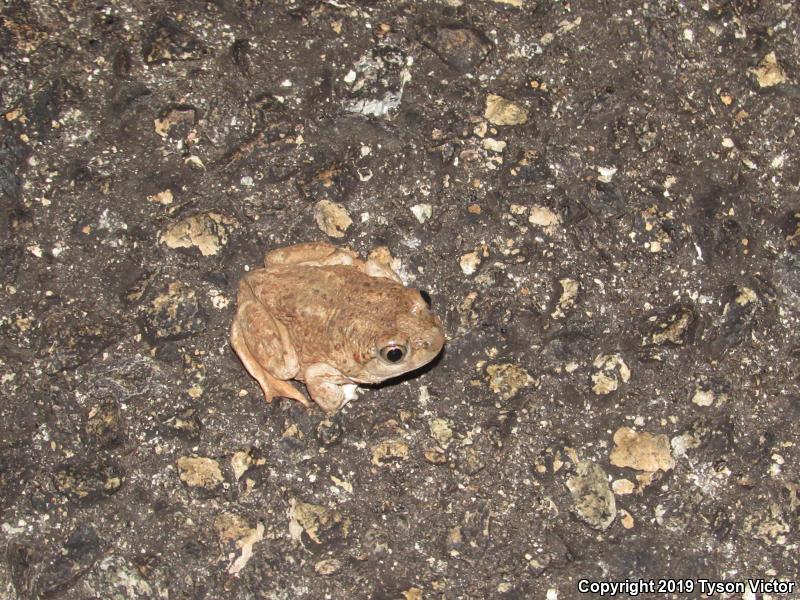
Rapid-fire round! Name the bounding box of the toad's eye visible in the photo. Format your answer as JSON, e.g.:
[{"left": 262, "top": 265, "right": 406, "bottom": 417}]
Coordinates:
[{"left": 380, "top": 345, "right": 407, "bottom": 363}]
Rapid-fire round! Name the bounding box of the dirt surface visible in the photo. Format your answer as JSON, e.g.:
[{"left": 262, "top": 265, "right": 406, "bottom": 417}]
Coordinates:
[{"left": 1, "top": 0, "right": 799, "bottom": 598}]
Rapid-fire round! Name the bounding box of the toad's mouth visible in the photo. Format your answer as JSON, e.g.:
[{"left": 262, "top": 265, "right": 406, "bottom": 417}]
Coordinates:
[{"left": 357, "top": 345, "right": 446, "bottom": 387}]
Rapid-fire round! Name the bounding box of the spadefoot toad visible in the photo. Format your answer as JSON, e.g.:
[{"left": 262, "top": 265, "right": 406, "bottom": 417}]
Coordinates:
[{"left": 230, "top": 242, "right": 445, "bottom": 413}]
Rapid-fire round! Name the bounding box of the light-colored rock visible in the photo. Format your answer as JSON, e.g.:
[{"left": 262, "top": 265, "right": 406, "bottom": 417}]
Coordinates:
[
  {"left": 160, "top": 212, "right": 237, "bottom": 256},
  {"left": 750, "top": 52, "right": 786, "bottom": 88},
  {"left": 486, "top": 363, "right": 535, "bottom": 400},
  {"left": 460, "top": 251, "right": 481, "bottom": 275},
  {"left": 371, "top": 439, "right": 410, "bottom": 466},
  {"left": 551, "top": 278, "right": 579, "bottom": 319},
  {"left": 691, "top": 388, "right": 715, "bottom": 407},
  {"left": 288, "top": 499, "right": 349, "bottom": 544},
  {"left": 429, "top": 418, "right": 454, "bottom": 448},
  {"left": 528, "top": 205, "right": 562, "bottom": 235},
  {"left": 154, "top": 106, "right": 196, "bottom": 138},
  {"left": 231, "top": 451, "right": 252, "bottom": 481},
  {"left": 590, "top": 354, "right": 631, "bottom": 395},
  {"left": 670, "top": 432, "right": 701, "bottom": 458},
  {"left": 484, "top": 94, "right": 528, "bottom": 126},
  {"left": 619, "top": 509, "right": 634, "bottom": 529},
  {"left": 330, "top": 475, "right": 353, "bottom": 493},
  {"left": 650, "top": 305, "right": 696, "bottom": 345},
  {"left": 214, "top": 512, "right": 264, "bottom": 575},
  {"left": 566, "top": 461, "right": 616, "bottom": 530},
  {"left": 231, "top": 450, "right": 264, "bottom": 481},
  {"left": 402, "top": 588, "right": 423, "bottom": 600},
  {"left": 609, "top": 427, "right": 675, "bottom": 472},
  {"left": 177, "top": 456, "right": 224, "bottom": 488},
  {"left": 314, "top": 200, "right": 353, "bottom": 238},
  {"left": 208, "top": 288, "right": 230, "bottom": 310},
  {"left": 596, "top": 166, "right": 617, "bottom": 183},
  {"left": 744, "top": 503, "right": 790, "bottom": 546},
  {"left": 424, "top": 447, "right": 447, "bottom": 464},
  {"left": 482, "top": 138, "right": 507, "bottom": 153},
  {"left": 612, "top": 478, "right": 636, "bottom": 495},
  {"left": 147, "top": 189, "right": 173, "bottom": 205},
  {"left": 410, "top": 203, "right": 432, "bottom": 223},
  {"left": 736, "top": 286, "right": 757, "bottom": 306},
  {"left": 314, "top": 558, "right": 342, "bottom": 575}
]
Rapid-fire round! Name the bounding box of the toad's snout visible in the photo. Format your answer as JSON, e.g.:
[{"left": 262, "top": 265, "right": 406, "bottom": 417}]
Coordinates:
[{"left": 413, "top": 324, "right": 445, "bottom": 357}]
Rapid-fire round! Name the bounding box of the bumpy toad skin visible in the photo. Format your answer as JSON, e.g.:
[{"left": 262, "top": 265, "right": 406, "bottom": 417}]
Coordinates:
[{"left": 230, "top": 242, "right": 445, "bottom": 413}]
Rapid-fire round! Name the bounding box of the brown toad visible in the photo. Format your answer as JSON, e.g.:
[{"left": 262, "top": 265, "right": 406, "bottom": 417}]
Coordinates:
[{"left": 230, "top": 242, "right": 445, "bottom": 413}]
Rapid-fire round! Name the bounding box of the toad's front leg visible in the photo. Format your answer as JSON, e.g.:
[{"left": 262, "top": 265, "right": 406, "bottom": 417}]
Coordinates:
[{"left": 303, "top": 363, "right": 358, "bottom": 414}]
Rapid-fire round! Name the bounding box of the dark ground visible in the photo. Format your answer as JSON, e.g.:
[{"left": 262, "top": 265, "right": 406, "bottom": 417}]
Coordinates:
[{"left": 1, "top": 0, "right": 799, "bottom": 598}]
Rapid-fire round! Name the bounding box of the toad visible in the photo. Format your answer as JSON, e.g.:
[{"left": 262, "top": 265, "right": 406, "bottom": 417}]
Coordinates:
[{"left": 230, "top": 242, "right": 445, "bottom": 413}]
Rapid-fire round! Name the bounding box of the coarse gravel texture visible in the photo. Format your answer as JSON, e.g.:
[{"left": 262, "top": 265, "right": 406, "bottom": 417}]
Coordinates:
[{"left": 1, "top": 0, "right": 799, "bottom": 598}]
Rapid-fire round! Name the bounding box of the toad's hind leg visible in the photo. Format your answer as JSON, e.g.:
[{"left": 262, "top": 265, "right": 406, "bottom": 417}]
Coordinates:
[
  {"left": 265, "top": 242, "right": 359, "bottom": 268},
  {"left": 230, "top": 302, "right": 310, "bottom": 407},
  {"left": 266, "top": 242, "right": 402, "bottom": 282}
]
